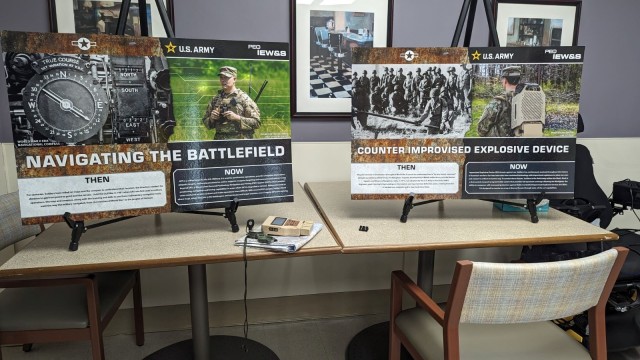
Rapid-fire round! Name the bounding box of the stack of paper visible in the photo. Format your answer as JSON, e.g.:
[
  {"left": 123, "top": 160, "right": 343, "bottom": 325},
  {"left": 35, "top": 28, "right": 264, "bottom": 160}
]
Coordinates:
[{"left": 234, "top": 223, "right": 324, "bottom": 253}]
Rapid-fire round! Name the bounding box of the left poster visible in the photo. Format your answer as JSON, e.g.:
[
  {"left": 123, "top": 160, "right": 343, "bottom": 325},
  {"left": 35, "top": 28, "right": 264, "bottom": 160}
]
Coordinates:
[{"left": 1, "top": 31, "right": 292, "bottom": 224}]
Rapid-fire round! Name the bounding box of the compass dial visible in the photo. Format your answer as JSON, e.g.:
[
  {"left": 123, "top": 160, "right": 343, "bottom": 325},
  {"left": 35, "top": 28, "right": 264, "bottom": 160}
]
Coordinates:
[{"left": 23, "top": 68, "right": 109, "bottom": 143}]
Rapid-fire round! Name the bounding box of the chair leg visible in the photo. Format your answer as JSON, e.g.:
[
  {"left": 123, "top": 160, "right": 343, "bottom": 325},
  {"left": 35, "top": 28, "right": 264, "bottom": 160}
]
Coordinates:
[
  {"left": 390, "top": 273, "right": 403, "bottom": 360},
  {"left": 389, "top": 325, "right": 401, "bottom": 360},
  {"left": 133, "top": 270, "right": 145, "bottom": 346},
  {"left": 86, "top": 278, "right": 105, "bottom": 360}
]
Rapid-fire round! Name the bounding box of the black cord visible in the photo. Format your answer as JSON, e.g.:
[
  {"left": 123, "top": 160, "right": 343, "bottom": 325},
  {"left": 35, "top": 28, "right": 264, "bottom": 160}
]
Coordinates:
[{"left": 241, "top": 222, "right": 250, "bottom": 353}]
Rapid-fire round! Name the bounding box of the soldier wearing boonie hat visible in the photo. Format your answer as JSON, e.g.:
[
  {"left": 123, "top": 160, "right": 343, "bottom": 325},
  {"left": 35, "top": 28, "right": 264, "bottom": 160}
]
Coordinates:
[
  {"left": 202, "top": 66, "right": 261, "bottom": 139},
  {"left": 477, "top": 65, "right": 522, "bottom": 137}
]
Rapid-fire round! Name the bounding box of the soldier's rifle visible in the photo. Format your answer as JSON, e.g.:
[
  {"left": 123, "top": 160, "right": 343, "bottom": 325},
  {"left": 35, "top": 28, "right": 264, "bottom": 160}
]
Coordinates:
[
  {"left": 247, "top": 64, "right": 268, "bottom": 103},
  {"left": 358, "top": 111, "right": 439, "bottom": 130},
  {"left": 254, "top": 80, "right": 268, "bottom": 103}
]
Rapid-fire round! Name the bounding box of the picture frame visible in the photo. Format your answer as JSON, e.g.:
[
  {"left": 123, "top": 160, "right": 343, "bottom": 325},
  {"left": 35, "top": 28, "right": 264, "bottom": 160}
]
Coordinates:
[
  {"left": 493, "top": 0, "right": 581, "bottom": 47},
  {"left": 290, "top": 0, "right": 394, "bottom": 118},
  {"left": 48, "top": 0, "right": 174, "bottom": 37}
]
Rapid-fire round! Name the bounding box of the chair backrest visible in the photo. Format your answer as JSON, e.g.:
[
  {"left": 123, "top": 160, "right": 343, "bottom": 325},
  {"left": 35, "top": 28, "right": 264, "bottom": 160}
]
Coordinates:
[
  {"left": 451, "top": 248, "right": 621, "bottom": 324},
  {"left": 314, "top": 26, "right": 324, "bottom": 43},
  {"left": 320, "top": 28, "right": 329, "bottom": 41},
  {"left": 0, "top": 192, "right": 42, "bottom": 251},
  {"left": 329, "top": 33, "right": 342, "bottom": 51}
]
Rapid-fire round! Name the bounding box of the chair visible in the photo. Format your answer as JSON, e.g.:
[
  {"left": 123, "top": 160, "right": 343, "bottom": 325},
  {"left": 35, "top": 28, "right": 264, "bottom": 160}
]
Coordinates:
[
  {"left": 329, "top": 32, "right": 346, "bottom": 71},
  {"left": 0, "top": 192, "right": 144, "bottom": 360},
  {"left": 389, "top": 247, "right": 628, "bottom": 360}
]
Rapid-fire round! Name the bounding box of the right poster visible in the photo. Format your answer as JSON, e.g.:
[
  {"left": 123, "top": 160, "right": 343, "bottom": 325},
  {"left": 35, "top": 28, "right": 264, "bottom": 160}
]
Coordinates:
[{"left": 350, "top": 47, "right": 584, "bottom": 200}]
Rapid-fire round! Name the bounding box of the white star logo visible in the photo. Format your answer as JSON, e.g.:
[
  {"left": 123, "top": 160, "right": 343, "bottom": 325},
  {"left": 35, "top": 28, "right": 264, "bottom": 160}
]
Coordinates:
[
  {"left": 402, "top": 50, "right": 418, "bottom": 62},
  {"left": 72, "top": 37, "right": 96, "bottom": 51}
]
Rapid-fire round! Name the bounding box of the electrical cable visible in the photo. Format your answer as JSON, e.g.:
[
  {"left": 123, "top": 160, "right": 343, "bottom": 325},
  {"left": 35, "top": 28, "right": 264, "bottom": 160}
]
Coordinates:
[{"left": 240, "top": 221, "right": 251, "bottom": 353}]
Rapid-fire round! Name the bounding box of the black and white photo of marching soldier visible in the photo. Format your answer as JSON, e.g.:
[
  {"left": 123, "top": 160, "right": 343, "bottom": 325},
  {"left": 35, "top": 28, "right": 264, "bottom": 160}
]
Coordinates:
[{"left": 351, "top": 63, "right": 472, "bottom": 139}]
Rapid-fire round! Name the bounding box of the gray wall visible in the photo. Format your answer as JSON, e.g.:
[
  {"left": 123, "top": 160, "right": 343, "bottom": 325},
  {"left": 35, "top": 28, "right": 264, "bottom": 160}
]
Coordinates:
[{"left": 1, "top": 0, "right": 638, "bottom": 142}]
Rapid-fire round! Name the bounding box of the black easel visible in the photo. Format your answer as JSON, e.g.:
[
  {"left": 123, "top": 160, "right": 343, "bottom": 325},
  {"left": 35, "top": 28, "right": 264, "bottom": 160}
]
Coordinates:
[
  {"left": 115, "top": 0, "right": 175, "bottom": 37},
  {"left": 399, "top": 0, "right": 546, "bottom": 224},
  {"left": 451, "top": 0, "right": 500, "bottom": 47}
]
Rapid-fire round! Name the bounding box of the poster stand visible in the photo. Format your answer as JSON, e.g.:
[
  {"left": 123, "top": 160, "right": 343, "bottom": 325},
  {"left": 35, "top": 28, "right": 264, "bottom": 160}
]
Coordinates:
[
  {"left": 398, "top": 0, "right": 544, "bottom": 224},
  {"left": 186, "top": 199, "right": 242, "bottom": 233},
  {"left": 63, "top": 213, "right": 137, "bottom": 251}
]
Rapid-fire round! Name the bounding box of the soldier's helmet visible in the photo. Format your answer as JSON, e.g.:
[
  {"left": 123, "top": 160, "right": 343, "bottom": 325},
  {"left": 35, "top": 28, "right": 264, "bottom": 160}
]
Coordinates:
[
  {"left": 362, "top": 70, "right": 368, "bottom": 75},
  {"left": 407, "top": 71, "right": 412, "bottom": 76},
  {"left": 500, "top": 66, "right": 522, "bottom": 78},
  {"left": 398, "top": 68, "right": 403, "bottom": 73},
  {"left": 430, "top": 88, "right": 439, "bottom": 98},
  {"left": 384, "top": 67, "right": 389, "bottom": 72},
  {"left": 353, "top": 72, "right": 358, "bottom": 78},
  {"left": 390, "top": 68, "right": 395, "bottom": 73},
  {"left": 372, "top": 69, "right": 377, "bottom": 74},
  {"left": 436, "top": 67, "right": 442, "bottom": 74},
  {"left": 416, "top": 67, "right": 422, "bottom": 73},
  {"left": 447, "top": 66, "right": 456, "bottom": 73}
]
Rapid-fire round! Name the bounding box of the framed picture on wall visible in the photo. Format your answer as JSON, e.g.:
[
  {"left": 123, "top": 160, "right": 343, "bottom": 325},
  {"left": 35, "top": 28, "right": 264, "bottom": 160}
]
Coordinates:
[
  {"left": 493, "top": 0, "right": 581, "bottom": 47},
  {"left": 290, "top": 0, "right": 394, "bottom": 118},
  {"left": 49, "top": 0, "right": 174, "bottom": 37}
]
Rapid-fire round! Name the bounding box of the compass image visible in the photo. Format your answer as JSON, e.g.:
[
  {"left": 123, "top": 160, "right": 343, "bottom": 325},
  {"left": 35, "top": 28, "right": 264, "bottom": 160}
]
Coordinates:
[{"left": 22, "top": 60, "right": 109, "bottom": 143}]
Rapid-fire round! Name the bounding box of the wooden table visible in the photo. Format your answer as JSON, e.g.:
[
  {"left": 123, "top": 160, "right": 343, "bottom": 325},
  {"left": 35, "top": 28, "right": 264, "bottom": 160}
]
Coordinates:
[
  {"left": 304, "top": 181, "right": 619, "bottom": 359},
  {"left": 0, "top": 183, "right": 341, "bottom": 360}
]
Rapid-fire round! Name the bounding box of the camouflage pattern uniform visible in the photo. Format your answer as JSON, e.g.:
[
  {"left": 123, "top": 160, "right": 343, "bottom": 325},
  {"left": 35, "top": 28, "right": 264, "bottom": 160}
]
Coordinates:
[
  {"left": 477, "top": 92, "right": 513, "bottom": 137},
  {"left": 477, "top": 66, "right": 521, "bottom": 137},
  {"left": 202, "top": 88, "right": 261, "bottom": 140}
]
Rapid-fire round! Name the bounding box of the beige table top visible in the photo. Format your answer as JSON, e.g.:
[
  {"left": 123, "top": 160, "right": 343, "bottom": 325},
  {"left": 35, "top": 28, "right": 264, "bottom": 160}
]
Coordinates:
[
  {"left": 305, "top": 181, "right": 618, "bottom": 254},
  {"left": 0, "top": 183, "right": 341, "bottom": 279}
]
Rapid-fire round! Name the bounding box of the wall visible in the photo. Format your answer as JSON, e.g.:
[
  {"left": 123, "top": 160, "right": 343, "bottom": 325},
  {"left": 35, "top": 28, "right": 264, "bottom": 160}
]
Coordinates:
[{"left": 1, "top": 1, "right": 639, "bottom": 309}]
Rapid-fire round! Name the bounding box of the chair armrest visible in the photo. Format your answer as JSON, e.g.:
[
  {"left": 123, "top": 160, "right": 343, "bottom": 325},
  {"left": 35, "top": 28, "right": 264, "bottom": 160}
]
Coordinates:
[{"left": 391, "top": 270, "right": 444, "bottom": 325}]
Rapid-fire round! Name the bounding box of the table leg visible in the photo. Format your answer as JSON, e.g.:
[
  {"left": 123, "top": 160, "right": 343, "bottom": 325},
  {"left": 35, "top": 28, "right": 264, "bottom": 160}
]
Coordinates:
[
  {"left": 188, "top": 264, "right": 210, "bottom": 360},
  {"left": 145, "top": 264, "right": 280, "bottom": 360},
  {"left": 416, "top": 250, "right": 435, "bottom": 296}
]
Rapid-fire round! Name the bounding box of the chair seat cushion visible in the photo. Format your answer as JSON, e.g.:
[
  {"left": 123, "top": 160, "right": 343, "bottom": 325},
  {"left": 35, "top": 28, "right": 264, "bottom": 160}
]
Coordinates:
[
  {"left": 0, "top": 271, "right": 136, "bottom": 331},
  {"left": 396, "top": 307, "right": 592, "bottom": 360}
]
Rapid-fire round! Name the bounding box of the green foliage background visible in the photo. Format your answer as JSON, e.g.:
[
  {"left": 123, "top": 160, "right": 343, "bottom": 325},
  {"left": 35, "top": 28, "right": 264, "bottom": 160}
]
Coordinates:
[{"left": 167, "top": 58, "right": 290, "bottom": 141}]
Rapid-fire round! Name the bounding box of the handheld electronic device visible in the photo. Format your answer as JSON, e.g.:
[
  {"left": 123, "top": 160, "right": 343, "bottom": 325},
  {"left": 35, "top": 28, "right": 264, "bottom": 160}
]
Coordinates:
[{"left": 262, "top": 216, "right": 314, "bottom": 237}]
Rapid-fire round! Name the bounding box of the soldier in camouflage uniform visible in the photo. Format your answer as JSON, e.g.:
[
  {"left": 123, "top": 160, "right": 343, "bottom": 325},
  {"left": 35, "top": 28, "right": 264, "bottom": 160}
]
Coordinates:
[
  {"left": 477, "top": 66, "right": 521, "bottom": 137},
  {"left": 202, "top": 66, "right": 261, "bottom": 140}
]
